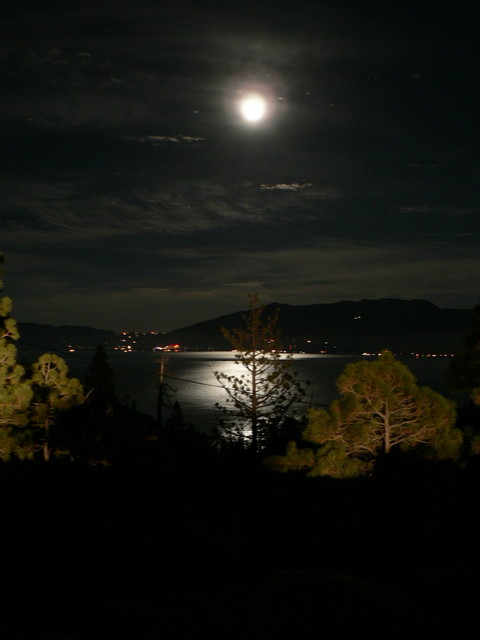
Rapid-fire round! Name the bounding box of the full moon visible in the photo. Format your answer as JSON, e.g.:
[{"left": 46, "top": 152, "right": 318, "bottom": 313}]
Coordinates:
[{"left": 239, "top": 94, "right": 267, "bottom": 122}]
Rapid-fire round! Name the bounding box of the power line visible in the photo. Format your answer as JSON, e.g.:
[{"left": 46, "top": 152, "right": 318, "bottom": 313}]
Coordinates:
[
  {"left": 17, "top": 340, "right": 328, "bottom": 405},
  {"left": 17, "top": 340, "right": 231, "bottom": 387}
]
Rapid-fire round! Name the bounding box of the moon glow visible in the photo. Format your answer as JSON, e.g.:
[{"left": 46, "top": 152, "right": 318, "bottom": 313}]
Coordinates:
[{"left": 239, "top": 94, "right": 267, "bottom": 122}]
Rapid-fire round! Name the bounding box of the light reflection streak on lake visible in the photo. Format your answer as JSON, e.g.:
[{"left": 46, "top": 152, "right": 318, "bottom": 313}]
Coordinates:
[
  {"left": 161, "top": 352, "right": 329, "bottom": 431},
  {"left": 142, "top": 352, "right": 452, "bottom": 432},
  {"left": 101, "top": 351, "right": 361, "bottom": 431}
]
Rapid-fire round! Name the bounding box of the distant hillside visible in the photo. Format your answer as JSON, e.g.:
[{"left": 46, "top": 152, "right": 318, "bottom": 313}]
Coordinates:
[
  {"left": 161, "top": 299, "right": 474, "bottom": 353},
  {"left": 14, "top": 299, "right": 475, "bottom": 354},
  {"left": 17, "top": 323, "right": 117, "bottom": 352}
]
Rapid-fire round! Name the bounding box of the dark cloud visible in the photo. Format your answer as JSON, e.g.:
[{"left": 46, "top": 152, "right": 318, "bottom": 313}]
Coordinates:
[{"left": 1, "top": 1, "right": 479, "bottom": 330}]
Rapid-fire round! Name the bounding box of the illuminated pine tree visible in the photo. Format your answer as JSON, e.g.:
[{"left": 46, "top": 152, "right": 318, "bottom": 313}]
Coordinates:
[
  {"left": 0, "top": 254, "right": 33, "bottom": 460},
  {"left": 266, "top": 351, "right": 461, "bottom": 477},
  {"left": 29, "top": 353, "right": 84, "bottom": 461}
]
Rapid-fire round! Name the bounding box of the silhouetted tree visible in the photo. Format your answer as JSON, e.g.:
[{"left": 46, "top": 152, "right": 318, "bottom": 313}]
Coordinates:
[
  {"left": 266, "top": 350, "right": 461, "bottom": 477},
  {"left": 156, "top": 400, "right": 212, "bottom": 465},
  {"left": 59, "top": 346, "right": 155, "bottom": 464},
  {"left": 444, "top": 304, "right": 480, "bottom": 457},
  {"left": 215, "top": 295, "right": 305, "bottom": 453},
  {"left": 84, "top": 344, "right": 116, "bottom": 408},
  {"left": 446, "top": 303, "right": 480, "bottom": 400}
]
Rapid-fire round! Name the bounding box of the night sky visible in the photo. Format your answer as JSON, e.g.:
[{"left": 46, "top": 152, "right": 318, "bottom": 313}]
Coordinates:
[{"left": 1, "top": 1, "right": 478, "bottom": 331}]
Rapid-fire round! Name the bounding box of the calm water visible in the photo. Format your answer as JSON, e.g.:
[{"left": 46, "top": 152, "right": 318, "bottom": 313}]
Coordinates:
[{"left": 21, "top": 349, "right": 456, "bottom": 432}]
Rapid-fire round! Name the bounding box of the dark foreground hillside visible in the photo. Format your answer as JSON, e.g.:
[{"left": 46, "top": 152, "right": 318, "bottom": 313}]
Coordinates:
[{"left": 2, "top": 454, "right": 479, "bottom": 639}]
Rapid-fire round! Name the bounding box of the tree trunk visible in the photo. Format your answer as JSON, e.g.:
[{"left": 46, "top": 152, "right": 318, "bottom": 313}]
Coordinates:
[
  {"left": 251, "top": 353, "right": 258, "bottom": 453},
  {"left": 43, "top": 419, "right": 51, "bottom": 462},
  {"left": 43, "top": 441, "right": 51, "bottom": 462},
  {"left": 156, "top": 356, "right": 167, "bottom": 432},
  {"left": 384, "top": 403, "right": 391, "bottom": 454}
]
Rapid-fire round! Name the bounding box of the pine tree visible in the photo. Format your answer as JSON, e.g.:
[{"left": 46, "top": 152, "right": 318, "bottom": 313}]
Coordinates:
[
  {"left": 29, "top": 353, "right": 84, "bottom": 461},
  {"left": 84, "top": 344, "right": 116, "bottom": 408},
  {"left": 266, "top": 350, "right": 461, "bottom": 477},
  {"left": 0, "top": 254, "right": 33, "bottom": 460},
  {"left": 214, "top": 295, "right": 305, "bottom": 453}
]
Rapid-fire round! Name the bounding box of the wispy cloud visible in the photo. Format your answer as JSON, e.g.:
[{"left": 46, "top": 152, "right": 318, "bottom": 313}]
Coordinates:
[
  {"left": 397, "top": 205, "right": 478, "bottom": 216},
  {"left": 259, "top": 182, "right": 312, "bottom": 191},
  {"left": 0, "top": 172, "right": 329, "bottom": 246},
  {"left": 123, "top": 135, "right": 204, "bottom": 145}
]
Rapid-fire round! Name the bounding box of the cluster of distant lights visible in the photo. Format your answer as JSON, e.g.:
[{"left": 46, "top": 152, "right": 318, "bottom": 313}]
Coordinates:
[
  {"left": 153, "top": 344, "right": 181, "bottom": 352},
  {"left": 114, "top": 330, "right": 165, "bottom": 352},
  {"left": 360, "top": 352, "right": 454, "bottom": 358},
  {"left": 98, "top": 329, "right": 455, "bottom": 358}
]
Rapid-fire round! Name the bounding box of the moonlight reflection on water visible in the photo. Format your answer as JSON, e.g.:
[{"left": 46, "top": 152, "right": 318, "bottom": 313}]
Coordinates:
[
  {"left": 108, "top": 351, "right": 453, "bottom": 432},
  {"left": 162, "top": 352, "right": 315, "bottom": 430},
  {"left": 21, "top": 349, "right": 454, "bottom": 433}
]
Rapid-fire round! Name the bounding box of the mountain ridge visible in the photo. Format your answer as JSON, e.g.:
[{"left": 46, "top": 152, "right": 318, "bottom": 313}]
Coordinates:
[
  {"left": 15, "top": 298, "right": 475, "bottom": 354},
  {"left": 161, "top": 298, "right": 473, "bottom": 353}
]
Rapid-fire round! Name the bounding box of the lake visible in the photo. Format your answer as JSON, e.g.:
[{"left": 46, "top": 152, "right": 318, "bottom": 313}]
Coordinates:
[{"left": 25, "top": 349, "right": 457, "bottom": 432}]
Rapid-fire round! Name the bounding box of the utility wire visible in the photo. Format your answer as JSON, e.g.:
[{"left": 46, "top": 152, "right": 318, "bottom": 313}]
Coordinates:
[
  {"left": 18, "top": 339, "right": 236, "bottom": 388},
  {"left": 16, "top": 340, "right": 328, "bottom": 405}
]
